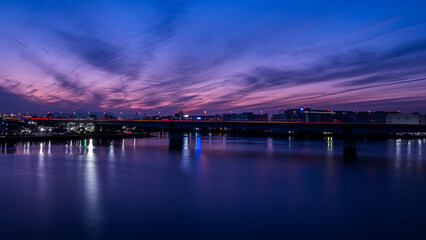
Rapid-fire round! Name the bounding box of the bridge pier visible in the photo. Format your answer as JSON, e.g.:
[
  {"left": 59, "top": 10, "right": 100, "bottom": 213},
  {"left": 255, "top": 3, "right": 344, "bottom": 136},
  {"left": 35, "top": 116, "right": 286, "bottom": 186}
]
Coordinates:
[
  {"left": 342, "top": 126, "right": 356, "bottom": 157},
  {"left": 94, "top": 123, "right": 101, "bottom": 133},
  {"left": 169, "top": 131, "right": 184, "bottom": 150},
  {"left": 168, "top": 124, "right": 184, "bottom": 150}
]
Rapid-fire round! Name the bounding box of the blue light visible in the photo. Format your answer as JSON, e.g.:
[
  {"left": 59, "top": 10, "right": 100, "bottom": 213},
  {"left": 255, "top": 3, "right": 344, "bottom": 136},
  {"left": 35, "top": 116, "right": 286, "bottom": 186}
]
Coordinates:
[
  {"left": 300, "top": 107, "right": 304, "bottom": 111},
  {"left": 196, "top": 117, "right": 202, "bottom": 120}
]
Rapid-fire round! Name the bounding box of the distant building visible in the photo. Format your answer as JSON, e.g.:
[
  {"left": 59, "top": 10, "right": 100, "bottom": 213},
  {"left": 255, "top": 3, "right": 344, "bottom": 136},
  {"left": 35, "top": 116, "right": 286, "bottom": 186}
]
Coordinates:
[
  {"left": 148, "top": 115, "right": 161, "bottom": 120},
  {"left": 422, "top": 115, "right": 426, "bottom": 124},
  {"left": 195, "top": 115, "right": 223, "bottom": 121},
  {"left": 160, "top": 115, "right": 174, "bottom": 120},
  {"left": 223, "top": 112, "right": 268, "bottom": 121},
  {"left": 0, "top": 119, "right": 25, "bottom": 134},
  {"left": 272, "top": 108, "right": 351, "bottom": 122},
  {"left": 0, "top": 119, "right": 7, "bottom": 133},
  {"left": 104, "top": 113, "right": 117, "bottom": 120},
  {"left": 174, "top": 111, "right": 186, "bottom": 120},
  {"left": 352, "top": 111, "right": 387, "bottom": 123},
  {"left": 273, "top": 108, "right": 423, "bottom": 124},
  {"left": 386, "top": 113, "right": 421, "bottom": 124}
]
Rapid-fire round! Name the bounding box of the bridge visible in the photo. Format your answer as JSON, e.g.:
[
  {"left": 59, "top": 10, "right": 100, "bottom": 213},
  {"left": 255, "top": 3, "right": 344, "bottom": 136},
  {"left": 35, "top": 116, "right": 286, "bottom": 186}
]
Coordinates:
[{"left": 27, "top": 118, "right": 426, "bottom": 156}]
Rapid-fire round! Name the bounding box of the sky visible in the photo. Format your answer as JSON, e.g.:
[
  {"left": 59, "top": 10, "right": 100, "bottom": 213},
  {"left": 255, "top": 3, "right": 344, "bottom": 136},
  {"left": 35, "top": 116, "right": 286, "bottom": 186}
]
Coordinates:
[{"left": 1, "top": 0, "right": 426, "bottom": 115}]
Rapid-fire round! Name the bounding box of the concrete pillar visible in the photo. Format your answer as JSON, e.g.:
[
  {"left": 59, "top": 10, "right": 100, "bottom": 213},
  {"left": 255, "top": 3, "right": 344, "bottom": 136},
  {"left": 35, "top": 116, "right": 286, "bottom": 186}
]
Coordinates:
[
  {"left": 169, "top": 131, "right": 184, "bottom": 150},
  {"left": 342, "top": 126, "right": 356, "bottom": 157},
  {"left": 168, "top": 123, "right": 184, "bottom": 150},
  {"left": 94, "top": 122, "right": 101, "bottom": 133}
]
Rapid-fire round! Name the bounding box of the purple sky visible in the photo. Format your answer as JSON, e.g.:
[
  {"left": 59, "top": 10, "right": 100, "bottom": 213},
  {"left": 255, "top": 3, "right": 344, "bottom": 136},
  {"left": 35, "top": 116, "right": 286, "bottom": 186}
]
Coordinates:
[{"left": 1, "top": 0, "right": 426, "bottom": 115}]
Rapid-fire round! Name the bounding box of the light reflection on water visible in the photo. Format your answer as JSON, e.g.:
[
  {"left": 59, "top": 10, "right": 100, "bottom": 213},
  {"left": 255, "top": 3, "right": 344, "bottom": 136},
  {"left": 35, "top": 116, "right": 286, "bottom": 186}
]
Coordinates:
[
  {"left": 267, "top": 136, "right": 273, "bottom": 152},
  {"left": 84, "top": 139, "right": 102, "bottom": 238},
  {"left": 327, "top": 136, "right": 333, "bottom": 153},
  {"left": 1, "top": 135, "right": 426, "bottom": 168},
  {"left": 182, "top": 133, "right": 191, "bottom": 173},
  {"left": 2, "top": 135, "right": 426, "bottom": 167},
  {"left": 0, "top": 134, "right": 425, "bottom": 239}
]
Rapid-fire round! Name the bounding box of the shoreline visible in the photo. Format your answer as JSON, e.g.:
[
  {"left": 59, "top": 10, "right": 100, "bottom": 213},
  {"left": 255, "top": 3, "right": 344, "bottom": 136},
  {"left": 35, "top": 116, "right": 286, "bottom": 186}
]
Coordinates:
[
  {"left": 1, "top": 130, "right": 425, "bottom": 143},
  {"left": 0, "top": 133, "right": 152, "bottom": 142}
]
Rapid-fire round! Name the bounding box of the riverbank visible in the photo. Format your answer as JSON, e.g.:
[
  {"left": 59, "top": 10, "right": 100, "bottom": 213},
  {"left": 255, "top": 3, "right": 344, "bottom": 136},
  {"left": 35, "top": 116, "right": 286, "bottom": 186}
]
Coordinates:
[
  {"left": 0, "top": 133, "right": 152, "bottom": 142},
  {"left": 1, "top": 129, "right": 425, "bottom": 143}
]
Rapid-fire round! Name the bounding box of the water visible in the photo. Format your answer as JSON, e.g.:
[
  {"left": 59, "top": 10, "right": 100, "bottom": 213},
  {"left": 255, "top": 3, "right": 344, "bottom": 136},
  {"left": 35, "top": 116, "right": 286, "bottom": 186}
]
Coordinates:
[{"left": 1, "top": 133, "right": 426, "bottom": 239}]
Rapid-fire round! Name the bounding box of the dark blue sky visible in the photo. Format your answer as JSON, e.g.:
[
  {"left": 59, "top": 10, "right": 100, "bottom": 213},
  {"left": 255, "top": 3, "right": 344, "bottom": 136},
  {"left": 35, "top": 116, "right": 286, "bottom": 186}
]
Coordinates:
[{"left": 1, "top": 0, "right": 426, "bottom": 114}]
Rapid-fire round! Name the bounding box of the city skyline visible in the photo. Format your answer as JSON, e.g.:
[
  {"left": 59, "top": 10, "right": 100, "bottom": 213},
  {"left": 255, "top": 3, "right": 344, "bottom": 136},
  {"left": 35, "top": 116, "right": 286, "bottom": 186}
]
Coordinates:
[{"left": 1, "top": 0, "right": 426, "bottom": 114}]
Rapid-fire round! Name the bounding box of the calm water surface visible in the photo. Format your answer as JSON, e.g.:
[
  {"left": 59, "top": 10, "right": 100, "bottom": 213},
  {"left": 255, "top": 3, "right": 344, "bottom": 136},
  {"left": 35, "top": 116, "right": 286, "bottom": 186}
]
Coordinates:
[{"left": 1, "top": 133, "right": 426, "bottom": 239}]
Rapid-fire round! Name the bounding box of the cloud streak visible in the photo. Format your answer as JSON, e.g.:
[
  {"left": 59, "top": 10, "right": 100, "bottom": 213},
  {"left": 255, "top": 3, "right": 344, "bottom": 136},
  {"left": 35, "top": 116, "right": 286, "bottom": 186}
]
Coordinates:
[{"left": 0, "top": 0, "right": 426, "bottom": 114}]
